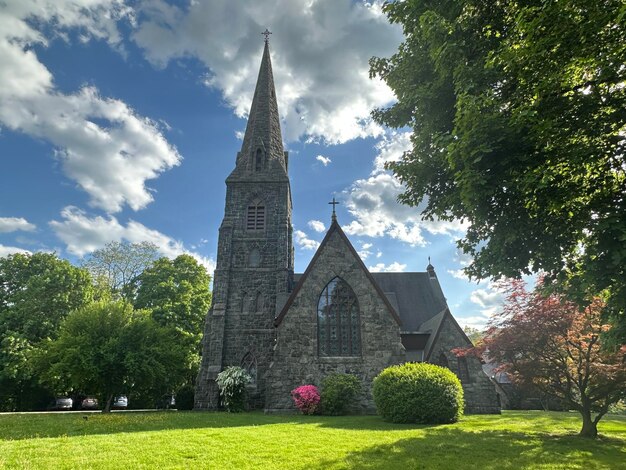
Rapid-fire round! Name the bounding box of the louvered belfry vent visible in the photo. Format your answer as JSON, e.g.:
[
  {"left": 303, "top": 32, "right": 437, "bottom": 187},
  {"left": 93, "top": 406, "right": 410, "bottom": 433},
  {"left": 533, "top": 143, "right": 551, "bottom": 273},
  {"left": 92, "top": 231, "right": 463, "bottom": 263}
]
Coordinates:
[{"left": 247, "top": 201, "right": 265, "bottom": 231}]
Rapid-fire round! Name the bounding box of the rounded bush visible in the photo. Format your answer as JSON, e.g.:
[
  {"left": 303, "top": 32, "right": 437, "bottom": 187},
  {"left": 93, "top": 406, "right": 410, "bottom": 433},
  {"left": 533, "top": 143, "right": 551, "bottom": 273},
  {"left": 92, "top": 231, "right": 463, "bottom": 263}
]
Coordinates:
[
  {"left": 291, "top": 385, "right": 320, "bottom": 415},
  {"left": 321, "top": 373, "right": 362, "bottom": 415},
  {"left": 373, "top": 362, "right": 464, "bottom": 424},
  {"left": 216, "top": 366, "right": 251, "bottom": 412}
]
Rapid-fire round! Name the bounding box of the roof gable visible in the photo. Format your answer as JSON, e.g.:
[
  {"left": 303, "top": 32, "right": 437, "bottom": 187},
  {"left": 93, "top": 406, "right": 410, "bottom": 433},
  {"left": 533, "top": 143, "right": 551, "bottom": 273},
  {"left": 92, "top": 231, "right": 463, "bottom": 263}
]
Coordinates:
[{"left": 274, "top": 219, "right": 401, "bottom": 326}]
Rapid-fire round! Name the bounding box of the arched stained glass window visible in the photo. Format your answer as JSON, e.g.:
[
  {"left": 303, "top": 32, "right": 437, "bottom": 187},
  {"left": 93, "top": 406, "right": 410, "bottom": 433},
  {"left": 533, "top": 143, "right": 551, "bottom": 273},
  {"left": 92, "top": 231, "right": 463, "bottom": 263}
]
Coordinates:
[
  {"left": 317, "top": 277, "right": 361, "bottom": 357},
  {"left": 241, "top": 352, "right": 257, "bottom": 386}
]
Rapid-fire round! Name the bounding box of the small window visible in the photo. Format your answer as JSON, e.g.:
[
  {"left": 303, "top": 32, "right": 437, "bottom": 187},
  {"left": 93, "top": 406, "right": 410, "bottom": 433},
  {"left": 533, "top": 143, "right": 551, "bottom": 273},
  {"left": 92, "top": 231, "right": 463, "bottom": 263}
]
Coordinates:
[
  {"left": 255, "top": 148, "right": 264, "bottom": 171},
  {"left": 255, "top": 292, "right": 264, "bottom": 313},
  {"left": 249, "top": 248, "right": 261, "bottom": 267},
  {"left": 241, "top": 352, "right": 257, "bottom": 387},
  {"left": 247, "top": 200, "right": 265, "bottom": 231},
  {"left": 438, "top": 353, "right": 449, "bottom": 369},
  {"left": 457, "top": 356, "right": 470, "bottom": 383},
  {"left": 240, "top": 292, "right": 247, "bottom": 314}
]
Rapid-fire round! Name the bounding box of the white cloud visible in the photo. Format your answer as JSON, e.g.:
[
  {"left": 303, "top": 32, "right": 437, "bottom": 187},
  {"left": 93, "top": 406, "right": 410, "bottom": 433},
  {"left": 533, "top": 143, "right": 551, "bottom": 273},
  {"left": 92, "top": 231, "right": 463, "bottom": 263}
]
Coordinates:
[
  {"left": 368, "top": 261, "right": 407, "bottom": 272},
  {"left": 0, "top": 217, "right": 36, "bottom": 233},
  {"left": 316, "top": 155, "right": 331, "bottom": 166},
  {"left": 343, "top": 172, "right": 468, "bottom": 246},
  {"left": 469, "top": 284, "right": 505, "bottom": 318},
  {"left": 294, "top": 229, "right": 319, "bottom": 250},
  {"left": 307, "top": 220, "right": 326, "bottom": 233},
  {"left": 49, "top": 206, "right": 215, "bottom": 273},
  {"left": 0, "top": 1, "right": 181, "bottom": 214},
  {"left": 358, "top": 242, "right": 373, "bottom": 260},
  {"left": 372, "top": 131, "right": 412, "bottom": 173},
  {"left": 132, "top": 0, "right": 402, "bottom": 144},
  {"left": 0, "top": 245, "right": 31, "bottom": 257}
]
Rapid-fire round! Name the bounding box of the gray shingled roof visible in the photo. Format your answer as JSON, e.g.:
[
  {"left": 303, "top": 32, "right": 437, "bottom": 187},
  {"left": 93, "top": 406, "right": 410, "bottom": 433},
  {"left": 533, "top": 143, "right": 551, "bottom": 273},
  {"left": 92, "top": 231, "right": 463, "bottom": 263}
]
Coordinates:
[
  {"left": 292, "top": 271, "right": 447, "bottom": 331},
  {"left": 370, "top": 272, "right": 447, "bottom": 331}
]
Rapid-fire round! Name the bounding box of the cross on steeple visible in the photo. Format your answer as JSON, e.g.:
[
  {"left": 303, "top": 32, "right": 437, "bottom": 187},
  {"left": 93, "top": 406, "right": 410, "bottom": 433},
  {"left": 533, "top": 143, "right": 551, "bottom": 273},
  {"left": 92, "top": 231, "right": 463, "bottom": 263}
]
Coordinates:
[
  {"left": 329, "top": 197, "right": 340, "bottom": 222},
  {"left": 262, "top": 29, "right": 272, "bottom": 43}
]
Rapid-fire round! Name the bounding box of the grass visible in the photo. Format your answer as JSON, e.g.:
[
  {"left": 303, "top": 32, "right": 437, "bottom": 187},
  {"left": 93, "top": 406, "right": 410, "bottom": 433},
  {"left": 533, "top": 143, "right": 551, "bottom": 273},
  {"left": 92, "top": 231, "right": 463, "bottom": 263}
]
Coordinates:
[{"left": 0, "top": 411, "right": 625, "bottom": 469}]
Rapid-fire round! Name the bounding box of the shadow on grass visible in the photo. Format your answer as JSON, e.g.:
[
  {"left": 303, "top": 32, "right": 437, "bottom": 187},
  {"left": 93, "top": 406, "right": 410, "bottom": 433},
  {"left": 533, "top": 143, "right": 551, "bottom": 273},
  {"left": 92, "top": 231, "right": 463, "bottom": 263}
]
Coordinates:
[
  {"left": 315, "top": 428, "right": 626, "bottom": 469},
  {"left": 0, "top": 411, "right": 441, "bottom": 440}
]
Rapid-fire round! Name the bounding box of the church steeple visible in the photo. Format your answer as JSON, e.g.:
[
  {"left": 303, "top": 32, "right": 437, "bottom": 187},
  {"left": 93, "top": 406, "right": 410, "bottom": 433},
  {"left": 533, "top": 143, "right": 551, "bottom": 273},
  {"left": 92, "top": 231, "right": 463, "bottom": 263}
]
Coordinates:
[{"left": 232, "top": 38, "right": 287, "bottom": 177}]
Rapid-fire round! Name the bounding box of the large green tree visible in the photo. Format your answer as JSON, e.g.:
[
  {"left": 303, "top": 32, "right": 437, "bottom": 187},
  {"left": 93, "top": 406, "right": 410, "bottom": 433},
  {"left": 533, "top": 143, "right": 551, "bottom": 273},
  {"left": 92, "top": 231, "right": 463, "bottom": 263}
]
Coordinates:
[
  {"left": 134, "top": 254, "right": 212, "bottom": 383},
  {"left": 371, "top": 1, "right": 626, "bottom": 326},
  {"left": 42, "top": 301, "right": 188, "bottom": 412},
  {"left": 0, "top": 252, "right": 93, "bottom": 410},
  {"left": 82, "top": 241, "right": 159, "bottom": 301}
]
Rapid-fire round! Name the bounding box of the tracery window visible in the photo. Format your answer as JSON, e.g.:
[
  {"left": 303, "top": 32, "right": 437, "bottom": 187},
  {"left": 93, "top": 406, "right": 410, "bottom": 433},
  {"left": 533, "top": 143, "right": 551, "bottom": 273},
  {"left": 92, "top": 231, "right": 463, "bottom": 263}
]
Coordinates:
[
  {"left": 241, "top": 352, "right": 257, "bottom": 386},
  {"left": 317, "top": 277, "right": 361, "bottom": 357},
  {"left": 246, "top": 199, "right": 265, "bottom": 231}
]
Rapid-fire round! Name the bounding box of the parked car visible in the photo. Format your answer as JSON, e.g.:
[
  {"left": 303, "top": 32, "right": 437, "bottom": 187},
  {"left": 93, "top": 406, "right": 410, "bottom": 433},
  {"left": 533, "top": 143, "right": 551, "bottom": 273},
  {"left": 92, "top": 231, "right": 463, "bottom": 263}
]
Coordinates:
[
  {"left": 81, "top": 397, "right": 99, "bottom": 410},
  {"left": 157, "top": 394, "right": 176, "bottom": 410},
  {"left": 49, "top": 397, "right": 73, "bottom": 411},
  {"left": 112, "top": 396, "right": 128, "bottom": 409}
]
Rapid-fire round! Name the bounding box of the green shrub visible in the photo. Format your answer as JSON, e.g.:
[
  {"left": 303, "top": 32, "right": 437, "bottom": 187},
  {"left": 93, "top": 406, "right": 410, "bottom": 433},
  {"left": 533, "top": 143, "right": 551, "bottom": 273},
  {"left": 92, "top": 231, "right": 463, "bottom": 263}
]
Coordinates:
[
  {"left": 373, "top": 362, "right": 464, "bottom": 424},
  {"left": 175, "top": 384, "right": 195, "bottom": 410},
  {"left": 321, "top": 373, "right": 362, "bottom": 415},
  {"left": 216, "top": 366, "right": 251, "bottom": 412}
]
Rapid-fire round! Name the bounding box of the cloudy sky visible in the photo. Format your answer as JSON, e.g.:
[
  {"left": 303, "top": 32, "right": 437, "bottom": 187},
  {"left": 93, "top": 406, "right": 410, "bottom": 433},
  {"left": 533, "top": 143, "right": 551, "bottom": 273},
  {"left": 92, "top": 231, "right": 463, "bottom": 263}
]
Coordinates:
[{"left": 0, "top": 0, "right": 504, "bottom": 329}]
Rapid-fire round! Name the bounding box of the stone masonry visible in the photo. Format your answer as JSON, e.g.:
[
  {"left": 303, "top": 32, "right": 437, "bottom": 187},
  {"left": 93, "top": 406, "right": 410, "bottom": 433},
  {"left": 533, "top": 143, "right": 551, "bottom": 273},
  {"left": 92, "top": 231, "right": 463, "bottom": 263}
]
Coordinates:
[{"left": 266, "top": 222, "right": 406, "bottom": 413}]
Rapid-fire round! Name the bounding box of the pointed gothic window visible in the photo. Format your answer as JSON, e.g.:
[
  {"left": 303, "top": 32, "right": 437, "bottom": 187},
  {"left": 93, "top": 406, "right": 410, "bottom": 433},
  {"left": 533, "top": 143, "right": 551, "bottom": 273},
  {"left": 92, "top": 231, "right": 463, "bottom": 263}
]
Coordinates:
[
  {"left": 246, "top": 199, "right": 265, "bottom": 231},
  {"left": 249, "top": 248, "right": 261, "bottom": 267},
  {"left": 457, "top": 356, "right": 470, "bottom": 383},
  {"left": 241, "top": 292, "right": 248, "bottom": 314},
  {"left": 317, "top": 277, "right": 361, "bottom": 357},
  {"left": 255, "top": 148, "right": 264, "bottom": 171},
  {"left": 241, "top": 352, "right": 257, "bottom": 387},
  {"left": 255, "top": 292, "right": 264, "bottom": 313},
  {"left": 438, "top": 353, "right": 449, "bottom": 369}
]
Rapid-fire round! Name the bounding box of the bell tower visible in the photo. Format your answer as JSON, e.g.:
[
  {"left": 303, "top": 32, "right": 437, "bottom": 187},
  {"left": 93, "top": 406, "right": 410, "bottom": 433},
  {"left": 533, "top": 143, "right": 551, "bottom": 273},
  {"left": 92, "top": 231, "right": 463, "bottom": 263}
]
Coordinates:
[{"left": 195, "top": 34, "right": 294, "bottom": 409}]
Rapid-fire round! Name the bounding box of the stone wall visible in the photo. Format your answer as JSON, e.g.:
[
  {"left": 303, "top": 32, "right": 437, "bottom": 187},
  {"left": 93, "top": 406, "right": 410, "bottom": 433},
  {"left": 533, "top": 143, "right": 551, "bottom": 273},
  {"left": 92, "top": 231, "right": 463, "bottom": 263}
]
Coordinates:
[
  {"left": 265, "top": 228, "right": 406, "bottom": 413},
  {"left": 429, "top": 316, "right": 501, "bottom": 414}
]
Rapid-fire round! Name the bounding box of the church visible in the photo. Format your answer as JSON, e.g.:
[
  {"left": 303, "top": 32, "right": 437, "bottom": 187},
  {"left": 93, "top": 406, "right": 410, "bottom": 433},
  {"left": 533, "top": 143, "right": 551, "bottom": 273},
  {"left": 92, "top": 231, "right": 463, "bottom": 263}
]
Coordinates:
[{"left": 194, "top": 38, "right": 500, "bottom": 414}]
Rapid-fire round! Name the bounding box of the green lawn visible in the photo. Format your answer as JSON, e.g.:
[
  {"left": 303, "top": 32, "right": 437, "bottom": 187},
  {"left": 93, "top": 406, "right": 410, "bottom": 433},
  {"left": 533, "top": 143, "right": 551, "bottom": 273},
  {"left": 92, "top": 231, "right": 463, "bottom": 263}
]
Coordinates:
[{"left": 0, "top": 411, "right": 624, "bottom": 469}]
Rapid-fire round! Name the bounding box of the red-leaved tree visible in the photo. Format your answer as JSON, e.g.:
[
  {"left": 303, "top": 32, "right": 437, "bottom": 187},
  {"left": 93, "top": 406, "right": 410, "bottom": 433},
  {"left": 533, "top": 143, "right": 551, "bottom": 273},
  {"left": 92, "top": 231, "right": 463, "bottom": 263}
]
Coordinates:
[{"left": 459, "top": 279, "right": 626, "bottom": 438}]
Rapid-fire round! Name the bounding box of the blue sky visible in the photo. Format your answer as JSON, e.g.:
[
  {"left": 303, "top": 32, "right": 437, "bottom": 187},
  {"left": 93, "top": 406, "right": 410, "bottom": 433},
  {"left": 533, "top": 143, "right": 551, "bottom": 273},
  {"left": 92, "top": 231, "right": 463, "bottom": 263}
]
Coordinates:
[{"left": 0, "top": 0, "right": 504, "bottom": 329}]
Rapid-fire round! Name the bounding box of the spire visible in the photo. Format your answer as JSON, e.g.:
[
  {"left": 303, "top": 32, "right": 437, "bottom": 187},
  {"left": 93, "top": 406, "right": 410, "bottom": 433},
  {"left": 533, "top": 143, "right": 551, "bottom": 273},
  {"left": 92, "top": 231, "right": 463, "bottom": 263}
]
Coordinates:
[{"left": 233, "top": 35, "right": 287, "bottom": 177}]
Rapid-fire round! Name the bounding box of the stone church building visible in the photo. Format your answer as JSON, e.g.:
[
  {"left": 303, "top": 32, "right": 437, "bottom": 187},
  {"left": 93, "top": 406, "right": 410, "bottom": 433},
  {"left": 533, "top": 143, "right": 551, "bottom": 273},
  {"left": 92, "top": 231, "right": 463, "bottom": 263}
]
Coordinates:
[{"left": 195, "top": 40, "right": 500, "bottom": 414}]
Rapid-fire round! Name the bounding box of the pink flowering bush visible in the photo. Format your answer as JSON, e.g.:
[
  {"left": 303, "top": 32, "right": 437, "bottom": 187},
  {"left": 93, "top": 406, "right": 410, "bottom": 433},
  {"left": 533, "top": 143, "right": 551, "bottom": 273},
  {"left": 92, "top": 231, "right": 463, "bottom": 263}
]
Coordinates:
[{"left": 291, "top": 385, "right": 320, "bottom": 415}]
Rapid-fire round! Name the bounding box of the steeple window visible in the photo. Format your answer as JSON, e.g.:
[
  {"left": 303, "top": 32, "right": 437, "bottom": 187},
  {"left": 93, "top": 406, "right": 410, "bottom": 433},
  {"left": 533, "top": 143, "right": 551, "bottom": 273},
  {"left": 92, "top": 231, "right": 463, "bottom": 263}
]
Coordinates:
[
  {"left": 317, "top": 277, "right": 361, "bottom": 357},
  {"left": 246, "top": 199, "right": 265, "bottom": 231},
  {"left": 255, "top": 148, "right": 264, "bottom": 171}
]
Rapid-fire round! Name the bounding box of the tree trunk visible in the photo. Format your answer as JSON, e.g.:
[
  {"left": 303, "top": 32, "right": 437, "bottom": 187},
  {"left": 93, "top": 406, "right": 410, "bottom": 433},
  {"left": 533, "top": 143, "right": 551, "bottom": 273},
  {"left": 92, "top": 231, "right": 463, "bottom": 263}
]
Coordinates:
[
  {"left": 579, "top": 406, "right": 598, "bottom": 438},
  {"left": 102, "top": 393, "right": 114, "bottom": 413}
]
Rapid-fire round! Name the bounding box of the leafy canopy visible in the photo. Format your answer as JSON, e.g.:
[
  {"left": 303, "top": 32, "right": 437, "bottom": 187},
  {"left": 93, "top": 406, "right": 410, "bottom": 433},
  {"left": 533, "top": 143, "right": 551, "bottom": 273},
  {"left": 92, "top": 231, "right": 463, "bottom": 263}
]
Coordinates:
[
  {"left": 371, "top": 1, "right": 626, "bottom": 323},
  {"left": 82, "top": 241, "right": 159, "bottom": 300},
  {"left": 0, "top": 253, "right": 93, "bottom": 410},
  {"left": 41, "top": 300, "right": 187, "bottom": 412},
  {"left": 462, "top": 279, "right": 626, "bottom": 438}
]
